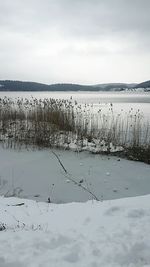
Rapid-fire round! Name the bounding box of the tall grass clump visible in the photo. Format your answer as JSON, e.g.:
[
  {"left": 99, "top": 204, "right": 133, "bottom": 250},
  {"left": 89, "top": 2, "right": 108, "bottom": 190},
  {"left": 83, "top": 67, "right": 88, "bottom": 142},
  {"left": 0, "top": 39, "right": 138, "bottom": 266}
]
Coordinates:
[
  {"left": 0, "top": 97, "right": 149, "bottom": 163},
  {"left": 0, "top": 97, "right": 75, "bottom": 148}
]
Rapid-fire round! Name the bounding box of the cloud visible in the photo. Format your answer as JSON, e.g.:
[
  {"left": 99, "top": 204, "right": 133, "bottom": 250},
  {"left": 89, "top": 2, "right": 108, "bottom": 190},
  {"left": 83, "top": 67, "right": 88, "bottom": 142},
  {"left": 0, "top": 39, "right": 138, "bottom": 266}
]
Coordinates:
[
  {"left": 1, "top": 0, "right": 150, "bottom": 37},
  {"left": 0, "top": 0, "right": 150, "bottom": 83}
]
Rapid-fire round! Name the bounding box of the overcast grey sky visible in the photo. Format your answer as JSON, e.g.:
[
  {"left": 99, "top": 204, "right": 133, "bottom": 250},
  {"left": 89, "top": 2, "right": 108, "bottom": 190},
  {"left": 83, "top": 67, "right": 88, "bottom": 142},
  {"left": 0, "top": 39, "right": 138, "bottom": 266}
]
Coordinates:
[{"left": 0, "top": 0, "right": 150, "bottom": 84}]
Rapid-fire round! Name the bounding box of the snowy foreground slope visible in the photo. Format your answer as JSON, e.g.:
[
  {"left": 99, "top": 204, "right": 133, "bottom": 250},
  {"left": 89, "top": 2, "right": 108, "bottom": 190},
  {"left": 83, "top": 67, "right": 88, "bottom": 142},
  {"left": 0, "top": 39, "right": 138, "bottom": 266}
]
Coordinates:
[{"left": 0, "top": 195, "right": 150, "bottom": 267}]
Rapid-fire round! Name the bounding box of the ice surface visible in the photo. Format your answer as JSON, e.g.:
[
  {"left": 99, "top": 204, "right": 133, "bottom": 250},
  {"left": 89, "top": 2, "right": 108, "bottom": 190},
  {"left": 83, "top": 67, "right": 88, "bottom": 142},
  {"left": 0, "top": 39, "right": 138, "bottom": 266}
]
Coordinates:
[{"left": 0, "top": 147, "right": 150, "bottom": 203}]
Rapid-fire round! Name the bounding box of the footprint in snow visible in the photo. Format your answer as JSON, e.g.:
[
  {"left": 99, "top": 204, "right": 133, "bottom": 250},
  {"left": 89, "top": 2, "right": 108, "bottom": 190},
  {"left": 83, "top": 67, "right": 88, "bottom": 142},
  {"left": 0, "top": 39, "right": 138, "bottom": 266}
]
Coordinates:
[
  {"left": 0, "top": 257, "right": 24, "bottom": 267},
  {"left": 104, "top": 206, "right": 122, "bottom": 216},
  {"left": 83, "top": 217, "right": 91, "bottom": 225},
  {"left": 63, "top": 246, "right": 80, "bottom": 263},
  {"left": 127, "top": 209, "right": 146, "bottom": 219}
]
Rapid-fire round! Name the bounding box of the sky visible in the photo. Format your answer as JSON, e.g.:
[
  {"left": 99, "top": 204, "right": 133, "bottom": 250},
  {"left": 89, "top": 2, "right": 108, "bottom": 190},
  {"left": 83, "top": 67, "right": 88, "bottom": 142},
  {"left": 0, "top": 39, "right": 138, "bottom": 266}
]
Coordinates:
[{"left": 0, "top": 0, "right": 150, "bottom": 84}]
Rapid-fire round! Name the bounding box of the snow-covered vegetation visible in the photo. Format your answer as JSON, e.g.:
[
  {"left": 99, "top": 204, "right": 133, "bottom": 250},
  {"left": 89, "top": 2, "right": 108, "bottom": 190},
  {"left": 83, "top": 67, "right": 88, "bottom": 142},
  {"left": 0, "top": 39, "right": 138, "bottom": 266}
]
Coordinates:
[{"left": 0, "top": 97, "right": 149, "bottom": 163}]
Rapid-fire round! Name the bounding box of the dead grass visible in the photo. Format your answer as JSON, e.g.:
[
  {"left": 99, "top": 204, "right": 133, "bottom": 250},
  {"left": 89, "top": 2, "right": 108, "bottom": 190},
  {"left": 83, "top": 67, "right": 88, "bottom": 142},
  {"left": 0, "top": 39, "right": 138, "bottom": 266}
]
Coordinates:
[{"left": 0, "top": 97, "right": 149, "bottom": 163}]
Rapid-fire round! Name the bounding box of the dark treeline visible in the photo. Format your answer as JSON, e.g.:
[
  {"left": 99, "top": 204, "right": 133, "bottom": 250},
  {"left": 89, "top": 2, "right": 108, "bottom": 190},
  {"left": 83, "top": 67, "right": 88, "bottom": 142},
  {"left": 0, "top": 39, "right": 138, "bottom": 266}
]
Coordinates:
[
  {"left": 0, "top": 81, "right": 97, "bottom": 91},
  {"left": 0, "top": 80, "right": 51, "bottom": 91},
  {"left": 0, "top": 80, "right": 149, "bottom": 92}
]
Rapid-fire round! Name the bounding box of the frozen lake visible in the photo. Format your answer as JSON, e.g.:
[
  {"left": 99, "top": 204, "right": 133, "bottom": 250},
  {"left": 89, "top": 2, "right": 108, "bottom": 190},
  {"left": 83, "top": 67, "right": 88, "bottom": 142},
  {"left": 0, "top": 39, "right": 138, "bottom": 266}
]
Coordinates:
[
  {"left": 0, "top": 147, "right": 150, "bottom": 203},
  {"left": 0, "top": 91, "right": 150, "bottom": 103}
]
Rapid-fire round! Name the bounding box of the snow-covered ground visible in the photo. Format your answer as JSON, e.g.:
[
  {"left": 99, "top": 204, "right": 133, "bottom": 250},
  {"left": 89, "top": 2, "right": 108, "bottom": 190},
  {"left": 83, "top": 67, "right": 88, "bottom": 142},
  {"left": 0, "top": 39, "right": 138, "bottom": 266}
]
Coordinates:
[
  {"left": 0, "top": 195, "right": 150, "bottom": 267},
  {"left": 0, "top": 145, "right": 150, "bottom": 266},
  {"left": 1, "top": 145, "right": 150, "bottom": 266}
]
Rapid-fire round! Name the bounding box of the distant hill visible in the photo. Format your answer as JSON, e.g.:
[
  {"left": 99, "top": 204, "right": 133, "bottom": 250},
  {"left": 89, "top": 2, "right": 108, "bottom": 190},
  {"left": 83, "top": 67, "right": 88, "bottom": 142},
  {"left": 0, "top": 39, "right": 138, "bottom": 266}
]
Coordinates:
[
  {"left": 0, "top": 80, "right": 49, "bottom": 91},
  {"left": 135, "top": 80, "right": 150, "bottom": 89},
  {"left": 94, "top": 83, "right": 137, "bottom": 91},
  {"left": 48, "top": 83, "right": 96, "bottom": 91},
  {"left": 0, "top": 80, "right": 149, "bottom": 92},
  {"left": 0, "top": 81, "right": 96, "bottom": 91}
]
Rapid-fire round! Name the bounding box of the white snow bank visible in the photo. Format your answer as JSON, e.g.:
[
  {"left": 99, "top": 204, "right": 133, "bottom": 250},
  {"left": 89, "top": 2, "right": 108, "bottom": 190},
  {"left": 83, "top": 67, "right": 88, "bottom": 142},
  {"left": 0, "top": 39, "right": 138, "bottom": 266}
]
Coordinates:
[
  {"left": 0, "top": 195, "right": 150, "bottom": 267},
  {"left": 60, "top": 136, "right": 124, "bottom": 153}
]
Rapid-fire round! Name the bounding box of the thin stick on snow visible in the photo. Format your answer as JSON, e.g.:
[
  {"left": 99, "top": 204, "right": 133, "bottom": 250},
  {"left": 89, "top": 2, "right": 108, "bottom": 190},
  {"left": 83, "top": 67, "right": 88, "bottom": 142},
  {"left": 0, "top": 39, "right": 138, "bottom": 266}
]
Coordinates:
[{"left": 52, "top": 151, "right": 100, "bottom": 201}]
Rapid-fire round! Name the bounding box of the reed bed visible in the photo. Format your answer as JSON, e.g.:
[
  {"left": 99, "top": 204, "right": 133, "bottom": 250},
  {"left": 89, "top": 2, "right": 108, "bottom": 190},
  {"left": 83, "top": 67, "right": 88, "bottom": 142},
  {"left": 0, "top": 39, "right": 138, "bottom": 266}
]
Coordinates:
[{"left": 0, "top": 97, "right": 149, "bottom": 163}]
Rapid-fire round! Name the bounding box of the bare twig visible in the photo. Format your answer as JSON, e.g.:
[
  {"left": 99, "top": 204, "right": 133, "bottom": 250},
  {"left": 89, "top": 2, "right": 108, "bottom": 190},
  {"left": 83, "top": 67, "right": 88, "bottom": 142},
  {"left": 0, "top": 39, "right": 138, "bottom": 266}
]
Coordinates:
[
  {"left": 52, "top": 151, "right": 67, "bottom": 173},
  {"left": 7, "top": 203, "right": 25, "bottom": 207}
]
